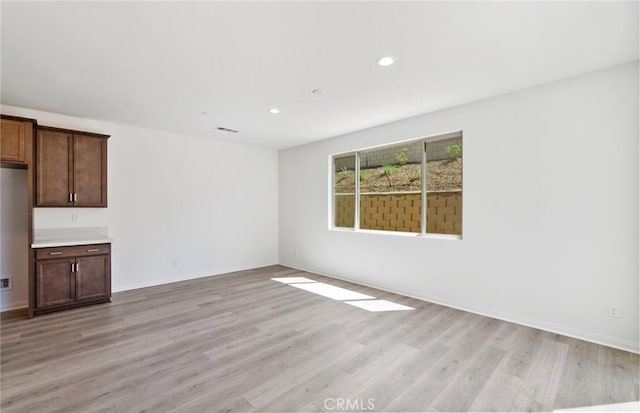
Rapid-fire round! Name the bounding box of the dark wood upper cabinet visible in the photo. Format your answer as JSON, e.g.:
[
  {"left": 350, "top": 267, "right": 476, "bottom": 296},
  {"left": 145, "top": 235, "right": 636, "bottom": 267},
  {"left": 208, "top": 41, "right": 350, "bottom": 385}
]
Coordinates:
[
  {"left": 1, "top": 116, "right": 35, "bottom": 166},
  {"left": 36, "top": 126, "right": 109, "bottom": 207},
  {"left": 36, "top": 129, "right": 73, "bottom": 206},
  {"left": 73, "top": 135, "right": 108, "bottom": 207}
]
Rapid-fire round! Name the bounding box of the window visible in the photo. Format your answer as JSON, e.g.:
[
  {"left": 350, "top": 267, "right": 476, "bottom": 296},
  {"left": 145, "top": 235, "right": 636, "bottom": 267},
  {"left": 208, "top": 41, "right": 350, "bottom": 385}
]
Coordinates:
[
  {"left": 360, "top": 140, "right": 423, "bottom": 233},
  {"left": 334, "top": 154, "right": 356, "bottom": 228},
  {"left": 331, "top": 132, "right": 462, "bottom": 237}
]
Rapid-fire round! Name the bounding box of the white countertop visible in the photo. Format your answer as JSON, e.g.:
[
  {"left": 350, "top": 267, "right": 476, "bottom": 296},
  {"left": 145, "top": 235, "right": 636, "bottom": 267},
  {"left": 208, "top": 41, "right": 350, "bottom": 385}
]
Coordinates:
[{"left": 32, "top": 227, "right": 112, "bottom": 248}]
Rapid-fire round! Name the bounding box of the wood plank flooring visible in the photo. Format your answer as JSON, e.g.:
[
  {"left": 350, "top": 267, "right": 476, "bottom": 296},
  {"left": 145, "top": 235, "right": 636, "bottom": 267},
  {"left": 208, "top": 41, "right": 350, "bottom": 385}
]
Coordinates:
[{"left": 1, "top": 265, "right": 638, "bottom": 412}]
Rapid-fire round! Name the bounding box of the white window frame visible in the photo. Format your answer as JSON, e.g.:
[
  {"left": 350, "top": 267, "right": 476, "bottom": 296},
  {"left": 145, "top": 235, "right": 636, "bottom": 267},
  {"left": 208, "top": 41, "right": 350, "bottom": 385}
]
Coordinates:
[{"left": 330, "top": 130, "right": 462, "bottom": 240}]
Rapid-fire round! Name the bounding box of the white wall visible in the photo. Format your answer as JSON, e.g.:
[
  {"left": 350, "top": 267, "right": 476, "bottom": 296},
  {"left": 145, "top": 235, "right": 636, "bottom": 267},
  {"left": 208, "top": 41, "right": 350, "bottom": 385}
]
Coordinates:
[
  {"left": 0, "top": 169, "right": 29, "bottom": 310},
  {"left": 279, "top": 62, "right": 639, "bottom": 352},
  {"left": 1, "top": 104, "right": 279, "bottom": 293}
]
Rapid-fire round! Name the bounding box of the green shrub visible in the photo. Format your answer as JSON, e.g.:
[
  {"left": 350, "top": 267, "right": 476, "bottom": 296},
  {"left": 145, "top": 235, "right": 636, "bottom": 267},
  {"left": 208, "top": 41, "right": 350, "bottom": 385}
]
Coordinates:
[
  {"left": 395, "top": 151, "right": 408, "bottom": 165},
  {"left": 446, "top": 144, "right": 462, "bottom": 159},
  {"left": 381, "top": 164, "right": 398, "bottom": 187},
  {"left": 338, "top": 166, "right": 350, "bottom": 177}
]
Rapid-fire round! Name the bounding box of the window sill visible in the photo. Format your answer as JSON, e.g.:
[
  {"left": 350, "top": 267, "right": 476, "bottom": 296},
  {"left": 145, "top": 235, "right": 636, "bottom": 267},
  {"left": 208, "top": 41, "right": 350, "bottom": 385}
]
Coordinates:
[{"left": 329, "top": 227, "right": 462, "bottom": 240}]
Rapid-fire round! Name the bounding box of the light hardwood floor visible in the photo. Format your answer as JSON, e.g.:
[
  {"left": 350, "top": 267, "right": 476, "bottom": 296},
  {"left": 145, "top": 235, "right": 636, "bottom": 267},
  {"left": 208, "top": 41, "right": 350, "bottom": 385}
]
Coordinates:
[{"left": 1, "top": 265, "right": 638, "bottom": 412}]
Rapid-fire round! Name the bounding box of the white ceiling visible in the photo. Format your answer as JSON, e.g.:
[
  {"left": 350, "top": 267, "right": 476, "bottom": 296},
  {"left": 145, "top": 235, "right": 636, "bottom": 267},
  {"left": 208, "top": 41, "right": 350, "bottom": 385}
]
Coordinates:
[{"left": 1, "top": 1, "right": 638, "bottom": 149}]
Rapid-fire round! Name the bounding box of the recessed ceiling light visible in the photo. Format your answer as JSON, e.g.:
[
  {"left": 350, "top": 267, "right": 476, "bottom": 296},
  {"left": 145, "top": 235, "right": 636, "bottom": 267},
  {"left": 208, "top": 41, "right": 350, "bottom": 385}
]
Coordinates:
[
  {"left": 377, "top": 56, "right": 395, "bottom": 67},
  {"left": 269, "top": 108, "right": 280, "bottom": 114}
]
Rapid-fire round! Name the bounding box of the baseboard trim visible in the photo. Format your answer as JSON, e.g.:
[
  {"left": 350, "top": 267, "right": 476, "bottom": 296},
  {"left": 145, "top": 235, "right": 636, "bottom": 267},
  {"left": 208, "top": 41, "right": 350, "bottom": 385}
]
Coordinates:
[
  {"left": 112, "top": 262, "right": 280, "bottom": 293},
  {"left": 0, "top": 301, "right": 28, "bottom": 313},
  {"left": 280, "top": 261, "right": 639, "bottom": 354}
]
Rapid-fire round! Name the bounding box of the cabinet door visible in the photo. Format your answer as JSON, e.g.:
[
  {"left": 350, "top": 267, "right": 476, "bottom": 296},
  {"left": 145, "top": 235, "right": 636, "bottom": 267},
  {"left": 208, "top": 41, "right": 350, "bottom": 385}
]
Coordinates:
[
  {"left": 75, "top": 255, "right": 110, "bottom": 301},
  {"left": 0, "top": 119, "right": 27, "bottom": 164},
  {"left": 36, "top": 130, "right": 73, "bottom": 206},
  {"left": 73, "top": 134, "right": 107, "bottom": 207},
  {"left": 36, "top": 259, "right": 75, "bottom": 308}
]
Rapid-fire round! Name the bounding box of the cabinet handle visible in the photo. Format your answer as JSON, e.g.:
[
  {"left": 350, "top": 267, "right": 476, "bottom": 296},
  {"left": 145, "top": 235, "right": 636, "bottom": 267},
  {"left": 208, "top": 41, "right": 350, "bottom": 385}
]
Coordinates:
[
  {"left": 69, "top": 193, "right": 73, "bottom": 202},
  {"left": 49, "top": 252, "right": 63, "bottom": 256},
  {"left": 87, "top": 249, "right": 99, "bottom": 252},
  {"left": 73, "top": 193, "right": 78, "bottom": 202},
  {"left": 75, "top": 262, "right": 79, "bottom": 272},
  {"left": 71, "top": 262, "right": 75, "bottom": 272}
]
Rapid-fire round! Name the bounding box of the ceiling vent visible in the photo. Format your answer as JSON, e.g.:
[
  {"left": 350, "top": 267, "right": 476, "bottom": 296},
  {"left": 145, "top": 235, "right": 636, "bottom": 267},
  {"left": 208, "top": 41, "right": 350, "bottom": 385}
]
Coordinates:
[{"left": 216, "top": 126, "right": 239, "bottom": 133}]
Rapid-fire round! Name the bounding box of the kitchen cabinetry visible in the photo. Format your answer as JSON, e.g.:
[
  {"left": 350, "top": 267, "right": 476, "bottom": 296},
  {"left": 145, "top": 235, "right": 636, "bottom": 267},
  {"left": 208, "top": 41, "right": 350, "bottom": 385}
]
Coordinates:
[
  {"left": 1, "top": 116, "right": 34, "bottom": 166},
  {"left": 36, "top": 126, "right": 109, "bottom": 207},
  {"left": 1, "top": 115, "right": 37, "bottom": 317},
  {"left": 34, "top": 243, "right": 111, "bottom": 315}
]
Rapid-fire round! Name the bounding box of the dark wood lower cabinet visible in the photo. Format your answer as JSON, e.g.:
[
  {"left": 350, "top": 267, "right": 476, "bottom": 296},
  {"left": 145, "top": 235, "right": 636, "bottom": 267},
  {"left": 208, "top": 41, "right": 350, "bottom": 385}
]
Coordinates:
[
  {"left": 34, "top": 243, "right": 111, "bottom": 315},
  {"left": 76, "top": 255, "right": 111, "bottom": 301},
  {"left": 36, "top": 258, "right": 76, "bottom": 308}
]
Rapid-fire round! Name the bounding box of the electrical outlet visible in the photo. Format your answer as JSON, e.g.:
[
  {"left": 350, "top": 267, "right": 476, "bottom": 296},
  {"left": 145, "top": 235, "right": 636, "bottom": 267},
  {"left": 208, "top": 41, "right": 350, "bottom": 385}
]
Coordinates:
[
  {"left": 608, "top": 304, "right": 620, "bottom": 318},
  {"left": 71, "top": 213, "right": 79, "bottom": 222},
  {"left": 172, "top": 259, "right": 178, "bottom": 267},
  {"left": 0, "top": 277, "right": 12, "bottom": 291}
]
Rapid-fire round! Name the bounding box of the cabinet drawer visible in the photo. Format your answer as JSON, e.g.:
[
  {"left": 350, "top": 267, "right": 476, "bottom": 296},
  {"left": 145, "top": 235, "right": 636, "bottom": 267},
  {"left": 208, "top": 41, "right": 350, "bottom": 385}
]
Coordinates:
[{"left": 36, "top": 243, "right": 111, "bottom": 260}]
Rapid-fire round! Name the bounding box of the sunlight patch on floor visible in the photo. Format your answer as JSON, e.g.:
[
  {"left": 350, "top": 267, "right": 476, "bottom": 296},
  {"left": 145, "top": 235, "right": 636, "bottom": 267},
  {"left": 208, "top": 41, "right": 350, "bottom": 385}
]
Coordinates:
[
  {"left": 271, "top": 277, "right": 317, "bottom": 284},
  {"left": 344, "top": 299, "right": 415, "bottom": 312},
  {"left": 271, "top": 277, "right": 414, "bottom": 312},
  {"left": 289, "top": 282, "right": 375, "bottom": 301}
]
